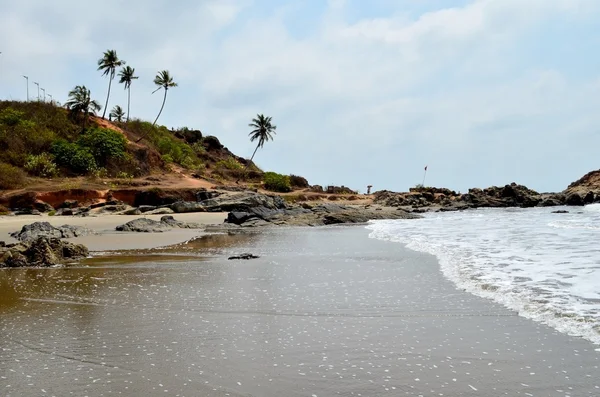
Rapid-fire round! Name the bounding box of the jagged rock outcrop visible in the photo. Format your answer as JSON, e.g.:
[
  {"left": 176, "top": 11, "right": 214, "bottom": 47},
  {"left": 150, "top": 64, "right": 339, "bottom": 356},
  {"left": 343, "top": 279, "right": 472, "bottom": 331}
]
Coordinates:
[
  {"left": 374, "top": 183, "right": 571, "bottom": 212},
  {"left": 115, "top": 215, "right": 203, "bottom": 233},
  {"left": 225, "top": 202, "right": 419, "bottom": 227},
  {"left": 10, "top": 222, "right": 95, "bottom": 242},
  {"left": 565, "top": 169, "right": 600, "bottom": 197},
  {"left": 199, "top": 191, "right": 287, "bottom": 212},
  {"left": 0, "top": 237, "right": 89, "bottom": 268}
]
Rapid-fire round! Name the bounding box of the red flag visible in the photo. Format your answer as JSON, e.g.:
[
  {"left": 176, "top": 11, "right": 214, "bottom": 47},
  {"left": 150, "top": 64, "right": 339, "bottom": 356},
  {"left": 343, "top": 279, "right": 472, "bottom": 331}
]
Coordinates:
[{"left": 424, "top": 165, "right": 428, "bottom": 171}]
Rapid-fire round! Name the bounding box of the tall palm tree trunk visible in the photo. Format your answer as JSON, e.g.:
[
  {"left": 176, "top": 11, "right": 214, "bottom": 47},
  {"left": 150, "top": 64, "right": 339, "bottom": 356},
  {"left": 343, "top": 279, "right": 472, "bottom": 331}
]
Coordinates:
[
  {"left": 136, "top": 90, "right": 168, "bottom": 143},
  {"left": 237, "top": 143, "right": 261, "bottom": 183},
  {"left": 102, "top": 73, "right": 113, "bottom": 119},
  {"left": 153, "top": 90, "right": 168, "bottom": 126},
  {"left": 249, "top": 143, "right": 260, "bottom": 164},
  {"left": 126, "top": 86, "right": 131, "bottom": 122}
]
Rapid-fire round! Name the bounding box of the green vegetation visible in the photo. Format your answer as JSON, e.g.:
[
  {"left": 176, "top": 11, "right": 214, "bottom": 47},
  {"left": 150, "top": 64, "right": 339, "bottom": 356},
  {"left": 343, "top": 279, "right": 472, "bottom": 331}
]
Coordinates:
[
  {"left": 24, "top": 153, "right": 58, "bottom": 177},
  {"left": 0, "top": 204, "right": 10, "bottom": 215},
  {"left": 0, "top": 162, "right": 27, "bottom": 189},
  {"left": 98, "top": 49, "right": 126, "bottom": 119},
  {"left": 51, "top": 140, "right": 97, "bottom": 174},
  {"left": 78, "top": 128, "right": 128, "bottom": 166},
  {"left": 127, "top": 120, "right": 198, "bottom": 168},
  {"left": 118, "top": 65, "right": 138, "bottom": 122},
  {"left": 263, "top": 171, "right": 291, "bottom": 193},
  {"left": 65, "top": 85, "right": 101, "bottom": 128}
]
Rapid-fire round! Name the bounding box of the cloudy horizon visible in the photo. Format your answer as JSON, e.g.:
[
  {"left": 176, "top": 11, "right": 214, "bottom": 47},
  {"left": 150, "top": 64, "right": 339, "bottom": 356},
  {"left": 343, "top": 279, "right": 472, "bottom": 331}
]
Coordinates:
[{"left": 1, "top": 0, "right": 599, "bottom": 193}]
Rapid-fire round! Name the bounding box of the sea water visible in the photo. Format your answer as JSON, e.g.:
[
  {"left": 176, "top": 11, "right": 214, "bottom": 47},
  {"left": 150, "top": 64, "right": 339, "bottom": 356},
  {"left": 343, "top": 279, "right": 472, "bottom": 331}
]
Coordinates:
[{"left": 367, "top": 204, "right": 600, "bottom": 345}]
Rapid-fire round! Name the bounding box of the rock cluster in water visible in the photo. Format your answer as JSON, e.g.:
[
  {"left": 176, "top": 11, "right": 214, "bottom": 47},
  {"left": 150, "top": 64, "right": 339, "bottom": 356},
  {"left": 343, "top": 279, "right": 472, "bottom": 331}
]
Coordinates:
[{"left": 0, "top": 237, "right": 89, "bottom": 268}]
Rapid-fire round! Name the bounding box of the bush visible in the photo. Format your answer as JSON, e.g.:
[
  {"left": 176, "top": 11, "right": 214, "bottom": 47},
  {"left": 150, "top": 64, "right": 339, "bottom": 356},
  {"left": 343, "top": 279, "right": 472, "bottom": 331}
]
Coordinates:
[
  {"left": 78, "top": 128, "right": 127, "bottom": 166},
  {"left": 24, "top": 153, "right": 58, "bottom": 178},
  {"left": 290, "top": 174, "right": 309, "bottom": 188},
  {"left": 216, "top": 156, "right": 243, "bottom": 170},
  {"left": 264, "top": 172, "right": 291, "bottom": 193},
  {"left": 0, "top": 204, "right": 11, "bottom": 215},
  {"left": 0, "top": 162, "right": 27, "bottom": 189},
  {"left": 0, "top": 108, "right": 25, "bottom": 126},
  {"left": 51, "top": 140, "right": 97, "bottom": 174}
]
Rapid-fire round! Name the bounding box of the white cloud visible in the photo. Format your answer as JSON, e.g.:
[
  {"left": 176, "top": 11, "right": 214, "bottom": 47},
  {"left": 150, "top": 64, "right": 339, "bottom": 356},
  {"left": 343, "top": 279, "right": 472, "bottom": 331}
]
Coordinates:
[{"left": 1, "top": 0, "right": 599, "bottom": 192}]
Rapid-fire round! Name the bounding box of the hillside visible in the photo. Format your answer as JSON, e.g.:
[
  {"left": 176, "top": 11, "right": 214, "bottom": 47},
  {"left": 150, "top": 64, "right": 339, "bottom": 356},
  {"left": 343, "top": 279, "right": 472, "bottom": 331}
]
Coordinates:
[
  {"left": 0, "top": 100, "right": 317, "bottom": 195},
  {"left": 564, "top": 169, "right": 600, "bottom": 196}
]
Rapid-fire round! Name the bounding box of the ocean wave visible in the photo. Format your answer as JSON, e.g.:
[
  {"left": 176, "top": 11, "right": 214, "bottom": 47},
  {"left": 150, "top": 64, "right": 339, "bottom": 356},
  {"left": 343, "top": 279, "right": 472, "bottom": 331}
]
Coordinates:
[{"left": 366, "top": 208, "right": 600, "bottom": 345}]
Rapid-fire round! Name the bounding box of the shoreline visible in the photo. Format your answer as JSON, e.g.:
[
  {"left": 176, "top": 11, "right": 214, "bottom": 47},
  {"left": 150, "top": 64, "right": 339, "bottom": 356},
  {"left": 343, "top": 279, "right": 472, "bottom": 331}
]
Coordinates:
[{"left": 0, "top": 212, "right": 228, "bottom": 252}]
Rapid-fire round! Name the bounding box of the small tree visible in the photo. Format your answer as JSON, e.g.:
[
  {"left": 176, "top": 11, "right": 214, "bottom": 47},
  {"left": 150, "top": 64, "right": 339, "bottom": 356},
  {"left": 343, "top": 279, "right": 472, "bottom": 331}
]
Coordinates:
[
  {"left": 65, "top": 85, "right": 101, "bottom": 129},
  {"left": 109, "top": 105, "right": 125, "bottom": 122}
]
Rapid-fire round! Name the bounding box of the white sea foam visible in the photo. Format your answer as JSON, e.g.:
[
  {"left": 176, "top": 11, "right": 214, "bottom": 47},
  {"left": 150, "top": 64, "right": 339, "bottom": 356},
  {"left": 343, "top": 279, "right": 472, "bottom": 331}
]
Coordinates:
[{"left": 367, "top": 206, "right": 600, "bottom": 345}]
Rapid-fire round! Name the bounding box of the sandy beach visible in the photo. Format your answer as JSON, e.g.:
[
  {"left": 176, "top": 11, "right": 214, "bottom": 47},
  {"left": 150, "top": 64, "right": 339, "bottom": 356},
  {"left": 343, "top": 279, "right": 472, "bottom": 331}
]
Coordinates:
[{"left": 0, "top": 212, "right": 228, "bottom": 251}]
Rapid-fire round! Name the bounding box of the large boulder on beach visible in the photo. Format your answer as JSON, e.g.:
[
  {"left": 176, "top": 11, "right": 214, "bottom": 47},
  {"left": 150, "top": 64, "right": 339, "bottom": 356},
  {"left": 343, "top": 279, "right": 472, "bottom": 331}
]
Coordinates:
[
  {"left": 116, "top": 218, "right": 170, "bottom": 233},
  {"left": 170, "top": 201, "right": 206, "bottom": 213},
  {"left": 0, "top": 236, "right": 89, "bottom": 268},
  {"left": 199, "top": 192, "right": 287, "bottom": 212},
  {"left": 10, "top": 222, "right": 95, "bottom": 242},
  {"left": 115, "top": 216, "right": 203, "bottom": 232}
]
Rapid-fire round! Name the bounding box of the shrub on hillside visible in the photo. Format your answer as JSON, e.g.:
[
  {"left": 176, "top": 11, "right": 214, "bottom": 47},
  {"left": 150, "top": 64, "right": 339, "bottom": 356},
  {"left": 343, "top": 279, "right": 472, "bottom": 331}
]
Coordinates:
[
  {"left": 0, "top": 162, "right": 27, "bottom": 189},
  {"left": 0, "top": 108, "right": 24, "bottom": 126},
  {"left": 264, "top": 172, "right": 292, "bottom": 193},
  {"left": 78, "top": 128, "right": 127, "bottom": 166},
  {"left": 289, "top": 174, "right": 309, "bottom": 188},
  {"left": 216, "top": 156, "right": 243, "bottom": 170},
  {"left": 174, "top": 127, "right": 202, "bottom": 144},
  {"left": 51, "top": 140, "right": 97, "bottom": 174},
  {"left": 24, "top": 153, "right": 58, "bottom": 178}
]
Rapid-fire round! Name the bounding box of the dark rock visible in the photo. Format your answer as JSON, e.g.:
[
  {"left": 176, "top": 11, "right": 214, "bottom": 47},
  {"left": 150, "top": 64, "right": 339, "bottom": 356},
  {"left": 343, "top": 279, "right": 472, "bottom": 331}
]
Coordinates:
[
  {"left": 583, "top": 191, "right": 595, "bottom": 205},
  {"left": 199, "top": 192, "right": 287, "bottom": 212},
  {"left": 566, "top": 193, "right": 584, "bottom": 206},
  {"left": 11, "top": 222, "right": 62, "bottom": 241},
  {"left": 146, "top": 207, "right": 174, "bottom": 215},
  {"left": 138, "top": 205, "right": 158, "bottom": 213},
  {"left": 55, "top": 208, "right": 74, "bottom": 216},
  {"left": 170, "top": 201, "right": 206, "bottom": 213},
  {"left": 116, "top": 218, "right": 170, "bottom": 233},
  {"left": 122, "top": 208, "right": 142, "bottom": 216},
  {"left": 34, "top": 200, "right": 55, "bottom": 213},
  {"left": 10, "top": 222, "right": 95, "bottom": 242},
  {"left": 552, "top": 210, "right": 569, "bottom": 214},
  {"left": 61, "top": 200, "right": 79, "bottom": 209},
  {"left": 202, "top": 135, "right": 223, "bottom": 150},
  {"left": 115, "top": 216, "right": 204, "bottom": 232},
  {"left": 0, "top": 237, "right": 88, "bottom": 268},
  {"left": 228, "top": 253, "right": 260, "bottom": 260}
]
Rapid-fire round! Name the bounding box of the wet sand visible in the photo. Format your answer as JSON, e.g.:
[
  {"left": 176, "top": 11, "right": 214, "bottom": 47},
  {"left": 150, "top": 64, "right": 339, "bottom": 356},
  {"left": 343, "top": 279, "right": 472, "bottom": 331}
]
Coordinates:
[
  {"left": 1, "top": 226, "right": 599, "bottom": 396},
  {"left": 0, "top": 212, "right": 228, "bottom": 251}
]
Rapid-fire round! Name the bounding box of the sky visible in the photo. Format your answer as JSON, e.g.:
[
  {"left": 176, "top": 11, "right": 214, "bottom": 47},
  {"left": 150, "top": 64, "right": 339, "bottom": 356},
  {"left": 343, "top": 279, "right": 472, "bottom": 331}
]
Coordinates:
[{"left": 1, "top": 0, "right": 599, "bottom": 193}]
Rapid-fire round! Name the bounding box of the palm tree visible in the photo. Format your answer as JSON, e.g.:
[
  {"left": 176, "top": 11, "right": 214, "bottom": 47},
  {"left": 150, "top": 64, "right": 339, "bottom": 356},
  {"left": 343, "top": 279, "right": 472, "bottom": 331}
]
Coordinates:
[
  {"left": 97, "top": 49, "right": 125, "bottom": 119},
  {"left": 136, "top": 70, "right": 177, "bottom": 143},
  {"left": 109, "top": 105, "right": 125, "bottom": 122},
  {"left": 65, "top": 85, "right": 101, "bottom": 129},
  {"left": 237, "top": 114, "right": 276, "bottom": 182},
  {"left": 118, "top": 65, "right": 138, "bottom": 122},
  {"left": 248, "top": 114, "right": 276, "bottom": 164}
]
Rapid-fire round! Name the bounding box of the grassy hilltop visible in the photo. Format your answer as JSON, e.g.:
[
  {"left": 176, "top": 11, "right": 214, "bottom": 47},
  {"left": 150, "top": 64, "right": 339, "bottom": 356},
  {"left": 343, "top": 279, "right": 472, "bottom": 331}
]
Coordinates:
[{"left": 0, "top": 100, "right": 313, "bottom": 194}]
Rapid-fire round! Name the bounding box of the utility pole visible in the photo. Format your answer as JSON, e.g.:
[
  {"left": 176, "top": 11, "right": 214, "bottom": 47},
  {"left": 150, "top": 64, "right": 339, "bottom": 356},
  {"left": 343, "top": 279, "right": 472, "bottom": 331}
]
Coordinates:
[
  {"left": 41, "top": 88, "right": 45, "bottom": 102},
  {"left": 22, "top": 76, "right": 29, "bottom": 101},
  {"left": 34, "top": 82, "right": 39, "bottom": 101}
]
